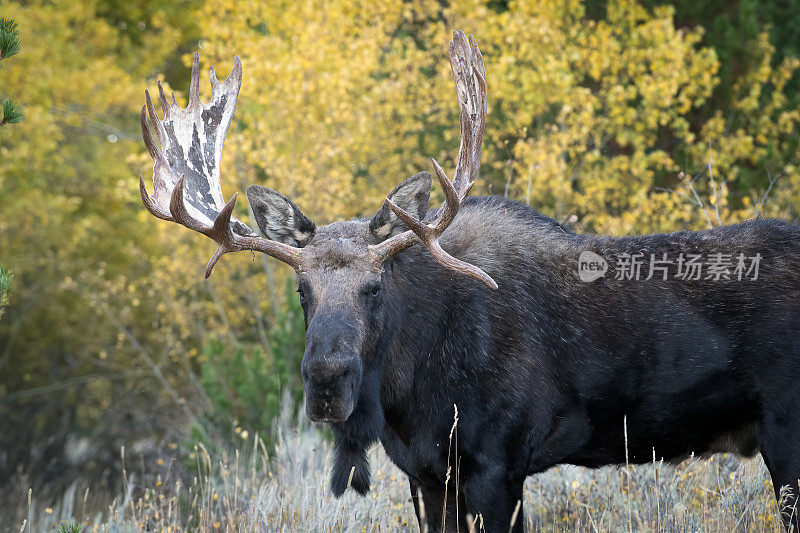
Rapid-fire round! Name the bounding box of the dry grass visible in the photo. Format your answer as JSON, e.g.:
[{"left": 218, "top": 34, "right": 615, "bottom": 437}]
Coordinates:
[{"left": 9, "top": 401, "right": 786, "bottom": 532}]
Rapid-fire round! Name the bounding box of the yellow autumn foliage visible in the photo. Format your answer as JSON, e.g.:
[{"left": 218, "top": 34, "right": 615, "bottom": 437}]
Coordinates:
[{"left": 185, "top": 0, "right": 800, "bottom": 239}]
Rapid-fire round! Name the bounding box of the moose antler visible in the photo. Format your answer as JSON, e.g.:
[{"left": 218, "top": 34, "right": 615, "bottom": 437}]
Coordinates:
[
  {"left": 370, "top": 31, "right": 496, "bottom": 290},
  {"left": 139, "top": 53, "right": 302, "bottom": 277}
]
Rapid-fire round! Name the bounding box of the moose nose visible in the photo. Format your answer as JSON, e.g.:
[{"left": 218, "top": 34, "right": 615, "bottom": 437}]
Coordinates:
[{"left": 302, "top": 355, "right": 358, "bottom": 390}]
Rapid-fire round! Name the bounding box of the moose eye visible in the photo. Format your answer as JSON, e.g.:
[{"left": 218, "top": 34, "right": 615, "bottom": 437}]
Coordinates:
[
  {"left": 296, "top": 287, "right": 306, "bottom": 302},
  {"left": 368, "top": 285, "right": 381, "bottom": 297}
]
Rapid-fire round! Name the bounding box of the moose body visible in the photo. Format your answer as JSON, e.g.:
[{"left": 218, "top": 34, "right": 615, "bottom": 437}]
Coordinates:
[
  {"left": 139, "top": 32, "right": 800, "bottom": 531},
  {"left": 336, "top": 196, "right": 800, "bottom": 531}
]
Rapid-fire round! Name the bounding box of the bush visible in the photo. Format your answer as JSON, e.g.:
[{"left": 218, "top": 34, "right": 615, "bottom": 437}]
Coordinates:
[{"left": 197, "top": 277, "right": 305, "bottom": 445}]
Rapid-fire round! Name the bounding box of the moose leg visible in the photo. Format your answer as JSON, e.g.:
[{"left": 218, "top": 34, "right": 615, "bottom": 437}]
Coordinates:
[
  {"left": 760, "top": 406, "right": 800, "bottom": 531},
  {"left": 408, "top": 477, "right": 467, "bottom": 533},
  {"left": 409, "top": 477, "right": 423, "bottom": 528},
  {"left": 462, "top": 469, "right": 525, "bottom": 533}
]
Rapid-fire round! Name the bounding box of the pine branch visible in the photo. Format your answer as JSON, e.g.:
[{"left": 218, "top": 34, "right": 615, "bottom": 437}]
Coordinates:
[
  {"left": 1, "top": 98, "right": 22, "bottom": 125},
  {"left": 0, "top": 11, "right": 22, "bottom": 127},
  {"left": 0, "top": 17, "right": 20, "bottom": 59}
]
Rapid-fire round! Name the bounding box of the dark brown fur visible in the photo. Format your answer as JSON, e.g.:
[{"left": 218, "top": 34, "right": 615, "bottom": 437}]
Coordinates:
[{"left": 250, "top": 191, "right": 800, "bottom": 532}]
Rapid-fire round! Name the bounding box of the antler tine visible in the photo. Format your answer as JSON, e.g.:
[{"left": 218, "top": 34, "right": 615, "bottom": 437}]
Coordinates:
[
  {"left": 427, "top": 239, "right": 497, "bottom": 289},
  {"left": 157, "top": 81, "right": 169, "bottom": 119},
  {"left": 370, "top": 31, "right": 496, "bottom": 290},
  {"left": 144, "top": 90, "right": 166, "bottom": 146},
  {"left": 188, "top": 52, "right": 201, "bottom": 107},
  {"left": 210, "top": 191, "right": 238, "bottom": 242},
  {"left": 169, "top": 176, "right": 209, "bottom": 233},
  {"left": 138, "top": 175, "right": 171, "bottom": 220},
  {"left": 430, "top": 158, "right": 460, "bottom": 232},
  {"left": 140, "top": 104, "right": 161, "bottom": 162},
  {"left": 204, "top": 192, "right": 239, "bottom": 278}
]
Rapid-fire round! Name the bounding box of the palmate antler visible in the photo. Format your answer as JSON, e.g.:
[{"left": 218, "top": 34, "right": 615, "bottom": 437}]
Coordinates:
[
  {"left": 370, "top": 31, "right": 496, "bottom": 289},
  {"left": 138, "top": 53, "right": 302, "bottom": 277}
]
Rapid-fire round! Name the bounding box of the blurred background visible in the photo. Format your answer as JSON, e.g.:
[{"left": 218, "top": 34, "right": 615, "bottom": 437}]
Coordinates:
[{"left": 2, "top": 0, "right": 800, "bottom": 529}]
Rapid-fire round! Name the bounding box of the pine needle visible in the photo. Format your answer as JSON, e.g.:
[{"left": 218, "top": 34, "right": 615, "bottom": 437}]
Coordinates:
[
  {"left": 0, "top": 17, "right": 21, "bottom": 59},
  {"left": 1, "top": 98, "right": 22, "bottom": 125}
]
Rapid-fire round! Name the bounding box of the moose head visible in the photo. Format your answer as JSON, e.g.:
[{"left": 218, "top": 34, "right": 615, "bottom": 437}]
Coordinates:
[{"left": 138, "top": 31, "right": 495, "bottom": 424}]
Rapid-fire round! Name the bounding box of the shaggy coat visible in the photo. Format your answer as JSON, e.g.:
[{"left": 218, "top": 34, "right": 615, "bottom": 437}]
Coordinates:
[{"left": 322, "top": 196, "right": 800, "bottom": 532}]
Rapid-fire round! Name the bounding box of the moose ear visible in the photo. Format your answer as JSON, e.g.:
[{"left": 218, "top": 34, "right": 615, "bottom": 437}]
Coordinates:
[
  {"left": 369, "top": 172, "right": 432, "bottom": 240},
  {"left": 246, "top": 185, "right": 316, "bottom": 246}
]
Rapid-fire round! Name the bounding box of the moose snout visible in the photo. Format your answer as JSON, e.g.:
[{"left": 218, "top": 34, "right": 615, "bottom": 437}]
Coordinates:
[{"left": 301, "top": 355, "right": 361, "bottom": 423}]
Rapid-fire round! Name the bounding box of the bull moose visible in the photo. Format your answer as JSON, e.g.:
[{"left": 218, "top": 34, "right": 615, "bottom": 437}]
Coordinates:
[{"left": 138, "top": 31, "right": 800, "bottom": 531}]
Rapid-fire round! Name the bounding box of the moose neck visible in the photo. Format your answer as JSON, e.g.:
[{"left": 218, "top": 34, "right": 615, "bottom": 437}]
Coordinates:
[
  {"left": 328, "top": 196, "right": 575, "bottom": 489},
  {"left": 326, "top": 245, "right": 472, "bottom": 491}
]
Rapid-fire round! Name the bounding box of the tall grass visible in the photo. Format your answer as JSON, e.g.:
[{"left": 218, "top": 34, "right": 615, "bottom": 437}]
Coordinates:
[{"left": 8, "top": 398, "right": 785, "bottom": 532}]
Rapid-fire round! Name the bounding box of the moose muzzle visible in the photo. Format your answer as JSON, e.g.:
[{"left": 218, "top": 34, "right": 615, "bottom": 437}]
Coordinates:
[
  {"left": 301, "top": 311, "right": 364, "bottom": 423},
  {"left": 302, "top": 354, "right": 361, "bottom": 423}
]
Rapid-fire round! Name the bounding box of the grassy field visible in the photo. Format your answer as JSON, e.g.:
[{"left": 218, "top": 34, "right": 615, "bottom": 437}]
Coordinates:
[{"left": 7, "top": 401, "right": 787, "bottom": 532}]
